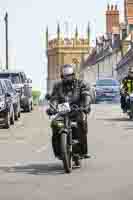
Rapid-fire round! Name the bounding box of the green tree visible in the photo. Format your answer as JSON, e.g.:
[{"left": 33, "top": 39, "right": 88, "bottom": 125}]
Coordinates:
[{"left": 32, "top": 90, "right": 41, "bottom": 105}]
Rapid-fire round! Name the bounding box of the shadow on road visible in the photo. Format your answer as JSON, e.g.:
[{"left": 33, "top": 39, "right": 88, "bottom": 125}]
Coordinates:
[
  {"left": 0, "top": 162, "right": 65, "bottom": 176},
  {"left": 98, "top": 117, "right": 129, "bottom": 122},
  {"left": 124, "top": 125, "right": 133, "bottom": 130},
  {"left": 98, "top": 117, "right": 133, "bottom": 131}
]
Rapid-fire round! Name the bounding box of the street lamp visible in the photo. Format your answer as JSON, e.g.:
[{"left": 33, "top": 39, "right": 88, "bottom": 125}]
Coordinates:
[{"left": 4, "top": 12, "right": 8, "bottom": 70}]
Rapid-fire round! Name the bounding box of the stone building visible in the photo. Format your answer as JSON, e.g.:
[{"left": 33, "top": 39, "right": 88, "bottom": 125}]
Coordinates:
[
  {"left": 80, "top": 4, "right": 122, "bottom": 83},
  {"left": 125, "top": 0, "right": 133, "bottom": 32},
  {"left": 46, "top": 24, "right": 91, "bottom": 93},
  {"left": 80, "top": 44, "right": 122, "bottom": 83},
  {"left": 116, "top": 0, "right": 133, "bottom": 81},
  {"left": 116, "top": 33, "right": 133, "bottom": 81}
]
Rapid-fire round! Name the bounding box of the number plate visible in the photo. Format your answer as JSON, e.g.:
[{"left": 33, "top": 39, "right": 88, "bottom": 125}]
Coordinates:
[{"left": 58, "top": 103, "right": 71, "bottom": 112}]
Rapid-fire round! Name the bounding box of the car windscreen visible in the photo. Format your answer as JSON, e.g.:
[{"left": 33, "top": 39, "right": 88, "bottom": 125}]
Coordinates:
[
  {"left": 0, "top": 73, "right": 20, "bottom": 84},
  {"left": 96, "top": 79, "right": 119, "bottom": 86}
]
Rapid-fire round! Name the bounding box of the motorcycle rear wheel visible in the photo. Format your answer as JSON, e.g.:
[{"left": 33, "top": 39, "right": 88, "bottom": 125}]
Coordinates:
[
  {"left": 73, "top": 155, "right": 81, "bottom": 167},
  {"left": 60, "top": 133, "right": 72, "bottom": 174}
]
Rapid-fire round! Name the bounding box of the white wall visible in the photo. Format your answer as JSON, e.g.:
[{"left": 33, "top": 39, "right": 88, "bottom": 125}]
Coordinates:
[{"left": 81, "top": 50, "right": 122, "bottom": 83}]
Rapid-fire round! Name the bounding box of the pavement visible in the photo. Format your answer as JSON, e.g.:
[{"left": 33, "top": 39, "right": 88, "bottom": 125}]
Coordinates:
[{"left": 0, "top": 105, "right": 133, "bottom": 199}]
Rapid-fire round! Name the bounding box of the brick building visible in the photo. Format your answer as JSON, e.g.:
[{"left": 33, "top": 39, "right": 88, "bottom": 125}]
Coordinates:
[{"left": 106, "top": 4, "right": 120, "bottom": 34}]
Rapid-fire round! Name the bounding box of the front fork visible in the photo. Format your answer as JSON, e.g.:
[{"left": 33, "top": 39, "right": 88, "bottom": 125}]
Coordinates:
[
  {"left": 67, "top": 129, "right": 72, "bottom": 153},
  {"left": 64, "top": 116, "right": 72, "bottom": 153}
]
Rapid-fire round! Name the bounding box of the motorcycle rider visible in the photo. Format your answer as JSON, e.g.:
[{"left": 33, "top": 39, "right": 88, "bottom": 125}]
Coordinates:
[
  {"left": 120, "top": 67, "right": 133, "bottom": 112},
  {"left": 46, "top": 64, "right": 92, "bottom": 159}
]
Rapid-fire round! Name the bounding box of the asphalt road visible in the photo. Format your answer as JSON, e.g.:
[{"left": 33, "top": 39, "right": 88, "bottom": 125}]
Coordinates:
[{"left": 0, "top": 105, "right": 133, "bottom": 200}]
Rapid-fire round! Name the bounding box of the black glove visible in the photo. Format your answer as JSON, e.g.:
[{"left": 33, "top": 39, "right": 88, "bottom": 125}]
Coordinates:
[
  {"left": 46, "top": 108, "right": 53, "bottom": 116},
  {"left": 82, "top": 106, "right": 91, "bottom": 114}
]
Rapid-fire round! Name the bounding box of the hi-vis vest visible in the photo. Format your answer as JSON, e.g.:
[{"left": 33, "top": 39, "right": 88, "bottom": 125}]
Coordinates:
[{"left": 123, "top": 78, "right": 133, "bottom": 94}]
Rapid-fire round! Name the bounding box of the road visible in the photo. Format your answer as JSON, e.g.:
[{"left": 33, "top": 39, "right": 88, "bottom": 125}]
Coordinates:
[{"left": 0, "top": 105, "right": 133, "bottom": 200}]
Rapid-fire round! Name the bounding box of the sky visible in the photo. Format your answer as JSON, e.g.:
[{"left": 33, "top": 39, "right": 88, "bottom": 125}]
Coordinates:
[{"left": 0, "top": 0, "right": 123, "bottom": 92}]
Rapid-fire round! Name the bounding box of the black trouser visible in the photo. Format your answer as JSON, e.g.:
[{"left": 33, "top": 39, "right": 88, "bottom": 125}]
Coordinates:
[
  {"left": 120, "top": 95, "right": 127, "bottom": 110},
  {"left": 75, "top": 112, "right": 88, "bottom": 155},
  {"left": 120, "top": 94, "right": 130, "bottom": 110}
]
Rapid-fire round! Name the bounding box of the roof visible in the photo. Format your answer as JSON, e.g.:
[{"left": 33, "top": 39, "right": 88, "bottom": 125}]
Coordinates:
[
  {"left": 83, "top": 35, "right": 121, "bottom": 69},
  {"left": 0, "top": 69, "right": 24, "bottom": 74},
  {"left": 116, "top": 47, "right": 133, "bottom": 70},
  {"left": 83, "top": 47, "right": 114, "bottom": 68}
]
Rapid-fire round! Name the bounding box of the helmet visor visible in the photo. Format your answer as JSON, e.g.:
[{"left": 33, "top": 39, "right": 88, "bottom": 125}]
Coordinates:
[{"left": 62, "top": 67, "right": 74, "bottom": 77}]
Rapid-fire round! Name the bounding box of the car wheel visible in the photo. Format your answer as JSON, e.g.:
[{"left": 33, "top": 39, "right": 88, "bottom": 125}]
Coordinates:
[
  {"left": 14, "top": 110, "right": 19, "bottom": 121},
  {"left": 26, "top": 103, "right": 31, "bottom": 112},
  {"left": 15, "top": 104, "right": 20, "bottom": 121},
  {"left": 31, "top": 102, "right": 33, "bottom": 111},
  {"left": 18, "top": 111, "right": 21, "bottom": 118},
  {"left": 10, "top": 108, "right": 15, "bottom": 125},
  {"left": 18, "top": 103, "right": 21, "bottom": 118},
  {"left": 4, "top": 112, "right": 10, "bottom": 129}
]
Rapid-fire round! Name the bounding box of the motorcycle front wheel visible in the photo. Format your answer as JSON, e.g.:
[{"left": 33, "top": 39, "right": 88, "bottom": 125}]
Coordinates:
[{"left": 60, "top": 133, "right": 72, "bottom": 174}]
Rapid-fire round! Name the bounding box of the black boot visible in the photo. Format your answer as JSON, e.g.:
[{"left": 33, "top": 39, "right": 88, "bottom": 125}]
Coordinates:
[{"left": 80, "top": 135, "right": 91, "bottom": 159}]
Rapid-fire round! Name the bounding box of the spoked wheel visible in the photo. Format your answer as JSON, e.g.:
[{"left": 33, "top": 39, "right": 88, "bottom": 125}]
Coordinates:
[
  {"left": 60, "top": 133, "right": 72, "bottom": 174},
  {"left": 129, "top": 113, "right": 133, "bottom": 120}
]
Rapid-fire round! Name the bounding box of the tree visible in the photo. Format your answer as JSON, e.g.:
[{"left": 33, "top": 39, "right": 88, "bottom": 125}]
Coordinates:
[{"left": 32, "top": 90, "right": 41, "bottom": 105}]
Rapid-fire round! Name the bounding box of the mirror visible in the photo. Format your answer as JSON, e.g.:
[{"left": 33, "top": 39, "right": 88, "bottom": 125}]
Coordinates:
[{"left": 45, "top": 93, "right": 51, "bottom": 100}]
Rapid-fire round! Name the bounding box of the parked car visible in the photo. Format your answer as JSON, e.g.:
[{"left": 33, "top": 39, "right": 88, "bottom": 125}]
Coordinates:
[
  {"left": 95, "top": 78, "right": 120, "bottom": 103},
  {"left": 2, "top": 79, "right": 21, "bottom": 120},
  {"left": 0, "top": 70, "right": 33, "bottom": 112},
  {"left": 0, "top": 79, "right": 14, "bottom": 128}
]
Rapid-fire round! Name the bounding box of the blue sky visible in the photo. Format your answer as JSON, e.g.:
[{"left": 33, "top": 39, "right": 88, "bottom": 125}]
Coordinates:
[{"left": 0, "top": 0, "right": 123, "bottom": 92}]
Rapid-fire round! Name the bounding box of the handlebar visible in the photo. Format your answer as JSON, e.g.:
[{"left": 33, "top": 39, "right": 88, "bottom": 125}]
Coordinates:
[{"left": 47, "top": 102, "right": 86, "bottom": 116}]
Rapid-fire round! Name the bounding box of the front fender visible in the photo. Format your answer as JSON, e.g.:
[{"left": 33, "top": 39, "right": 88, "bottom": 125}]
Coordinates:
[{"left": 58, "top": 128, "right": 69, "bottom": 135}]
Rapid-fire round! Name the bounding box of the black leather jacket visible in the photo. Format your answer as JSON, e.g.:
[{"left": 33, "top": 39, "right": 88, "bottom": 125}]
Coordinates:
[{"left": 50, "top": 79, "right": 91, "bottom": 114}]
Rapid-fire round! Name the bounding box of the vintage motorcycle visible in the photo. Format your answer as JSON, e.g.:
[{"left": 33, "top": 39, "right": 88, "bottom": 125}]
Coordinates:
[{"left": 45, "top": 94, "right": 85, "bottom": 174}]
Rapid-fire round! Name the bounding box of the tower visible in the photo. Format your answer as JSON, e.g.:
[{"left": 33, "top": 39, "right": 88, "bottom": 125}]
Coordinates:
[
  {"left": 124, "top": 0, "right": 133, "bottom": 32},
  {"left": 106, "top": 4, "right": 120, "bottom": 34},
  {"left": 46, "top": 24, "right": 90, "bottom": 93}
]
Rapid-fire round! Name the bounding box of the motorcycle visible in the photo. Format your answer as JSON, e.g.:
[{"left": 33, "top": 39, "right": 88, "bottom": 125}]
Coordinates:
[
  {"left": 126, "top": 93, "right": 133, "bottom": 120},
  {"left": 45, "top": 94, "right": 85, "bottom": 174}
]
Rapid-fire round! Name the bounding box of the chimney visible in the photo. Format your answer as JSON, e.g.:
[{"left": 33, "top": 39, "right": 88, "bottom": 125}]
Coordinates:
[{"left": 106, "top": 4, "right": 120, "bottom": 34}]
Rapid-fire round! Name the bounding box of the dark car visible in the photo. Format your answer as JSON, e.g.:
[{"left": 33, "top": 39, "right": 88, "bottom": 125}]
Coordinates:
[
  {"left": 0, "top": 80, "right": 14, "bottom": 128},
  {"left": 0, "top": 70, "right": 33, "bottom": 112},
  {"left": 95, "top": 78, "right": 120, "bottom": 103},
  {"left": 2, "top": 79, "right": 21, "bottom": 120}
]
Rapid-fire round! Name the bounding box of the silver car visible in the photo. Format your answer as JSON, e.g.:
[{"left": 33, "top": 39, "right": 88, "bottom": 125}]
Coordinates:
[{"left": 0, "top": 70, "right": 33, "bottom": 112}]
